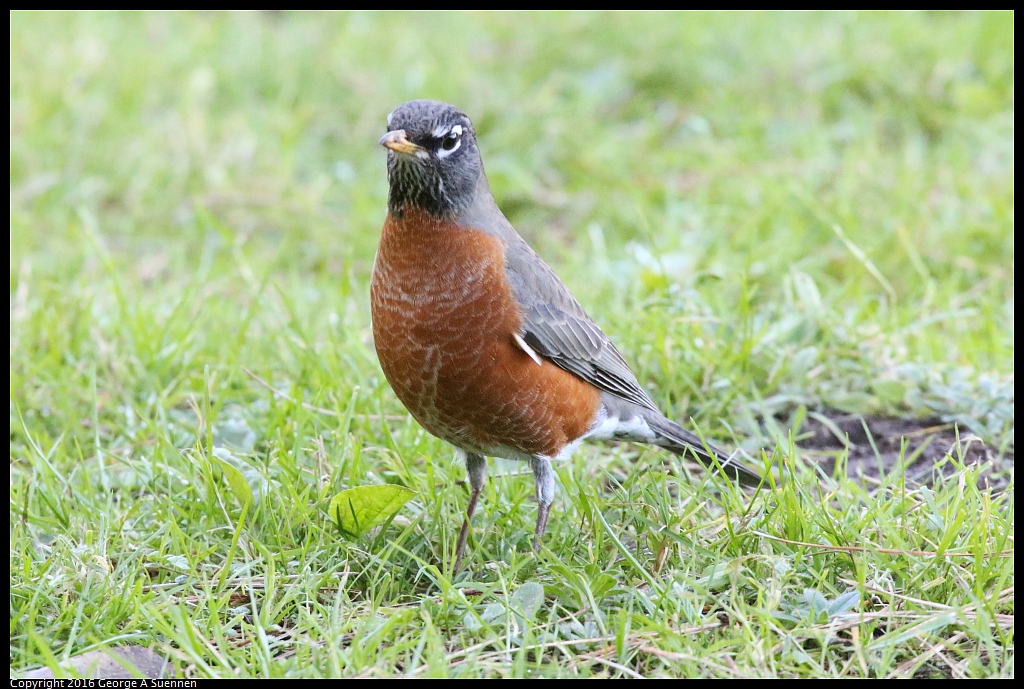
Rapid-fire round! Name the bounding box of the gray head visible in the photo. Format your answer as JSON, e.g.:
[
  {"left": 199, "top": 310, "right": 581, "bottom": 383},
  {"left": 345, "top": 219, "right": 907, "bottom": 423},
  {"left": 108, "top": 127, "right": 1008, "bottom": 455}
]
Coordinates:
[{"left": 379, "top": 100, "right": 485, "bottom": 218}]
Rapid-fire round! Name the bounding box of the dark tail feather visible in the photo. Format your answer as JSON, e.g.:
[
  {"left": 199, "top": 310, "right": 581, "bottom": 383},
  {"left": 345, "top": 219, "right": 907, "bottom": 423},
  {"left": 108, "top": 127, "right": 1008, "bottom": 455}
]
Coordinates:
[{"left": 647, "top": 414, "right": 764, "bottom": 487}]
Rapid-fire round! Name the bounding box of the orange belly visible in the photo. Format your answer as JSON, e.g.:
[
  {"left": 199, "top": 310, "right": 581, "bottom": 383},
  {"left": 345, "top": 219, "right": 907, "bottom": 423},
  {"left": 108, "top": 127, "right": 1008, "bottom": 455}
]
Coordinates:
[{"left": 370, "top": 210, "right": 600, "bottom": 459}]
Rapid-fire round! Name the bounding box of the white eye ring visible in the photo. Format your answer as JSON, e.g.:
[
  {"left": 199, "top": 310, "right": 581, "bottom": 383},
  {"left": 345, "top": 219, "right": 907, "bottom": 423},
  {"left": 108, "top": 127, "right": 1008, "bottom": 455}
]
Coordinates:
[
  {"left": 437, "top": 138, "right": 461, "bottom": 158},
  {"left": 436, "top": 125, "right": 463, "bottom": 159}
]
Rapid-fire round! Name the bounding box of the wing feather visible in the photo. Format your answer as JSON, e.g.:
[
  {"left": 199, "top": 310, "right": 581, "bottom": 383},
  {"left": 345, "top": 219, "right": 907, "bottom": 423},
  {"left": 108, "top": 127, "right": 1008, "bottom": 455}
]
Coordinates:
[{"left": 503, "top": 239, "right": 660, "bottom": 412}]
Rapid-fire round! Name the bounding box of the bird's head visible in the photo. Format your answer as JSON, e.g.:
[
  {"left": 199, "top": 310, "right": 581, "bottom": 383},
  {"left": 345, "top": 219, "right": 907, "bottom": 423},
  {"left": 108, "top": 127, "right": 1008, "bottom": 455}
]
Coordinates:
[{"left": 379, "top": 100, "right": 485, "bottom": 218}]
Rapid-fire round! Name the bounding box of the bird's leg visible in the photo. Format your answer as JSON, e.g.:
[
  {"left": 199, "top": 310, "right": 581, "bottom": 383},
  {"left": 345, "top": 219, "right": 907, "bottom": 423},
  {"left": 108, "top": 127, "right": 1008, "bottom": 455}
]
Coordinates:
[
  {"left": 530, "top": 457, "right": 556, "bottom": 552},
  {"left": 454, "top": 452, "right": 487, "bottom": 571}
]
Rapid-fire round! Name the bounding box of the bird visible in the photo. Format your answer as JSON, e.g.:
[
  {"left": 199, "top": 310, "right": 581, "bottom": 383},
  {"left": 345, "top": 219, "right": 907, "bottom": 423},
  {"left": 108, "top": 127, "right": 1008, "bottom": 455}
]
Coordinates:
[{"left": 370, "top": 100, "right": 762, "bottom": 569}]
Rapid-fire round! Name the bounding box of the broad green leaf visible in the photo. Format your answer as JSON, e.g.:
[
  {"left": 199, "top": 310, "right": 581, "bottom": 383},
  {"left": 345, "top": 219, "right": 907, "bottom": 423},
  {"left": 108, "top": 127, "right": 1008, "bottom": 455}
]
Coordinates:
[
  {"left": 827, "top": 590, "right": 861, "bottom": 617},
  {"left": 211, "top": 449, "right": 255, "bottom": 507},
  {"left": 509, "top": 582, "right": 545, "bottom": 621},
  {"left": 464, "top": 583, "right": 546, "bottom": 634},
  {"left": 509, "top": 581, "right": 546, "bottom": 637},
  {"left": 213, "top": 416, "right": 257, "bottom": 452},
  {"left": 164, "top": 555, "right": 190, "bottom": 571},
  {"left": 590, "top": 573, "right": 617, "bottom": 601},
  {"left": 463, "top": 602, "right": 505, "bottom": 631},
  {"left": 803, "top": 588, "right": 831, "bottom": 623},
  {"left": 869, "top": 612, "right": 959, "bottom": 649},
  {"left": 872, "top": 380, "right": 908, "bottom": 405},
  {"left": 329, "top": 484, "right": 415, "bottom": 538},
  {"left": 698, "top": 558, "right": 745, "bottom": 589}
]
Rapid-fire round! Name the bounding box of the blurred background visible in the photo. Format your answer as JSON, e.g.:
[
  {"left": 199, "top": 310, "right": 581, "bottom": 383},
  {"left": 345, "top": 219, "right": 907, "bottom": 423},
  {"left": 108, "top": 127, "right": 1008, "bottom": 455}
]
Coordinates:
[
  {"left": 9, "top": 12, "right": 1015, "bottom": 678},
  {"left": 10, "top": 10, "right": 1014, "bottom": 449}
]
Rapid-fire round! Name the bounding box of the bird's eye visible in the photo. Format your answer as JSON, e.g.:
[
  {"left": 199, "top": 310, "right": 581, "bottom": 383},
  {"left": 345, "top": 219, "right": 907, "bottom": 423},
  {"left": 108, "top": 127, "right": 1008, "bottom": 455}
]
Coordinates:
[
  {"left": 435, "top": 124, "right": 464, "bottom": 158},
  {"left": 441, "top": 131, "right": 460, "bottom": 151}
]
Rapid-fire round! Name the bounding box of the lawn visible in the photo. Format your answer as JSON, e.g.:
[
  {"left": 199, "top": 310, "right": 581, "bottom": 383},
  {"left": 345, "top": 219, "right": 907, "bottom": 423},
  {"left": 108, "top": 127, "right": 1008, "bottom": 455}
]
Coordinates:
[{"left": 9, "top": 11, "right": 1014, "bottom": 678}]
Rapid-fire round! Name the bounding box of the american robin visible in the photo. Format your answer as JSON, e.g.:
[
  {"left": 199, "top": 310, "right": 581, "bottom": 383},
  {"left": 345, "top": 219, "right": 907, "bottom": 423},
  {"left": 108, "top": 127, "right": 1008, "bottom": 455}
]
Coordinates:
[{"left": 371, "top": 100, "right": 762, "bottom": 568}]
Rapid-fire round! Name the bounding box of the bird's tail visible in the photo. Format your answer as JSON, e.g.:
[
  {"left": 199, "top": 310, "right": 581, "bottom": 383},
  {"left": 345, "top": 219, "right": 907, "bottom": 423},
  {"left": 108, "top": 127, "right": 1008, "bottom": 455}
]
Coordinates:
[{"left": 646, "top": 413, "right": 764, "bottom": 487}]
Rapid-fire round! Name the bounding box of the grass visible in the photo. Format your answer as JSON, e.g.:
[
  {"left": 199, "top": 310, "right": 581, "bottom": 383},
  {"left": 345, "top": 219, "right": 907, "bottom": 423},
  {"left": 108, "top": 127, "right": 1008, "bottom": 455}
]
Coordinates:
[{"left": 9, "top": 10, "right": 1014, "bottom": 678}]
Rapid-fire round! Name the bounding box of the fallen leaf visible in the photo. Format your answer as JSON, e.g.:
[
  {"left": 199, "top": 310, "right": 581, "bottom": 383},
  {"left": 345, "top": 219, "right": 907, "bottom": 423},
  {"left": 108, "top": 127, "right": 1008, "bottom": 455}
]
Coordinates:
[
  {"left": 329, "top": 484, "right": 415, "bottom": 538},
  {"left": 21, "top": 646, "right": 172, "bottom": 679}
]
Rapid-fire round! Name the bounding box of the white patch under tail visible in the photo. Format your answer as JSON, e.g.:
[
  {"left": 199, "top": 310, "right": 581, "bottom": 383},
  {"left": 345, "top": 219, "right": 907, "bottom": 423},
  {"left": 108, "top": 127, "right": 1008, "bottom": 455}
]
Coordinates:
[
  {"left": 484, "top": 407, "right": 658, "bottom": 465},
  {"left": 581, "top": 407, "right": 658, "bottom": 444}
]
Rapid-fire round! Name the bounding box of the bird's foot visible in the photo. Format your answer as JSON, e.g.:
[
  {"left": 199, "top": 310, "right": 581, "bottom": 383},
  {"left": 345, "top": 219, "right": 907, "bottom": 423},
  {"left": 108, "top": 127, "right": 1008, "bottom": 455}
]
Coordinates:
[
  {"left": 453, "top": 487, "right": 482, "bottom": 572},
  {"left": 533, "top": 501, "right": 552, "bottom": 554}
]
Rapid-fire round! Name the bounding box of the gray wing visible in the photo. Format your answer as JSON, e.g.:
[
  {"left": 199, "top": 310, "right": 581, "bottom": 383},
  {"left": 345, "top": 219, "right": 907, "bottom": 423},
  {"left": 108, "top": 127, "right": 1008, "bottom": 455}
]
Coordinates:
[
  {"left": 504, "top": 239, "right": 764, "bottom": 487},
  {"left": 502, "top": 236, "right": 660, "bottom": 412}
]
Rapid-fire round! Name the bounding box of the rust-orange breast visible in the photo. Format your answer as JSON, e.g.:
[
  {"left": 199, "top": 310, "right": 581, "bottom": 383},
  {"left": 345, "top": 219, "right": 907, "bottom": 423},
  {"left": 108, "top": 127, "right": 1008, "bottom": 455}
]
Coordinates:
[{"left": 370, "top": 209, "right": 600, "bottom": 459}]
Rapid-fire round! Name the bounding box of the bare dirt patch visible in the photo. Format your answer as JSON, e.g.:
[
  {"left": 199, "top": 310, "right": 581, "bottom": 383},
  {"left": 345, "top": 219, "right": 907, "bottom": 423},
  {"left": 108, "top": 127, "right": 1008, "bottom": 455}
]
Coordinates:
[{"left": 797, "top": 412, "right": 1013, "bottom": 491}]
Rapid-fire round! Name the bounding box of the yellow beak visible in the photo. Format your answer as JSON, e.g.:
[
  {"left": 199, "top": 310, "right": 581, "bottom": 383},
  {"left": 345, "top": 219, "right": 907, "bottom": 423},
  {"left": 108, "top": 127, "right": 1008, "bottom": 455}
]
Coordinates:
[{"left": 379, "top": 129, "right": 424, "bottom": 156}]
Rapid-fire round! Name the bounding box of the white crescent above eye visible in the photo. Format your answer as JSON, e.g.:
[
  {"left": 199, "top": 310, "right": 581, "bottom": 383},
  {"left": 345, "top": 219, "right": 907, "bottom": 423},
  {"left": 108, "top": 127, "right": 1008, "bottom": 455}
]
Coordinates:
[
  {"left": 432, "top": 123, "right": 463, "bottom": 138},
  {"left": 386, "top": 111, "right": 394, "bottom": 126},
  {"left": 436, "top": 124, "right": 463, "bottom": 159}
]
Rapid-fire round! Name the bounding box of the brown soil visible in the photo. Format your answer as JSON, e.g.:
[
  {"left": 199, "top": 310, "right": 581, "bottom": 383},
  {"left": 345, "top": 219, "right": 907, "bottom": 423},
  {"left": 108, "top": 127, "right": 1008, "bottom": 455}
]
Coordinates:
[{"left": 797, "top": 412, "right": 1013, "bottom": 492}]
